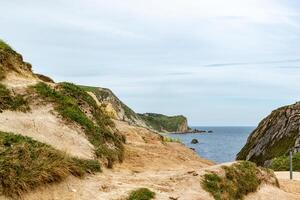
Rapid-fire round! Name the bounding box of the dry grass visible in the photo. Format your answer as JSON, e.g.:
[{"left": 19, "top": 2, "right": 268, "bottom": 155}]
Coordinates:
[{"left": 0, "top": 131, "right": 101, "bottom": 198}]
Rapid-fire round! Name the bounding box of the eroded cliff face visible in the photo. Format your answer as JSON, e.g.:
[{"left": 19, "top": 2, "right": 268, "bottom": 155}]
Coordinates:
[
  {"left": 237, "top": 102, "right": 300, "bottom": 166},
  {"left": 82, "top": 86, "right": 148, "bottom": 128},
  {"left": 0, "top": 47, "right": 32, "bottom": 77}
]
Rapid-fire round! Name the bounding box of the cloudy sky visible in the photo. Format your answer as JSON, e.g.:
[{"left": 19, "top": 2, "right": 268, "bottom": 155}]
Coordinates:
[{"left": 2, "top": 0, "right": 300, "bottom": 126}]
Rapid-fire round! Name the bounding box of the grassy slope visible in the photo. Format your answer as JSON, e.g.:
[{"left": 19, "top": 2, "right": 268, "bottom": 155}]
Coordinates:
[
  {"left": 138, "top": 113, "right": 187, "bottom": 132},
  {"left": 33, "top": 82, "right": 125, "bottom": 168},
  {"left": 0, "top": 83, "right": 29, "bottom": 112},
  {"left": 201, "top": 161, "right": 278, "bottom": 200},
  {"left": 0, "top": 131, "right": 101, "bottom": 198}
]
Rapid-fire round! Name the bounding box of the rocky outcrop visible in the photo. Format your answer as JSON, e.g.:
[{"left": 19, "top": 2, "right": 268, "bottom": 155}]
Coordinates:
[
  {"left": 82, "top": 86, "right": 148, "bottom": 128},
  {"left": 138, "top": 113, "right": 189, "bottom": 133},
  {"left": 0, "top": 44, "right": 36, "bottom": 81},
  {"left": 191, "top": 139, "right": 199, "bottom": 144},
  {"left": 237, "top": 102, "right": 300, "bottom": 166}
]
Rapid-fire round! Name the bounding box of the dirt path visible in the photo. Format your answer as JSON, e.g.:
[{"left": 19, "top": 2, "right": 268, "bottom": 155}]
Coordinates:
[{"left": 274, "top": 172, "right": 300, "bottom": 196}]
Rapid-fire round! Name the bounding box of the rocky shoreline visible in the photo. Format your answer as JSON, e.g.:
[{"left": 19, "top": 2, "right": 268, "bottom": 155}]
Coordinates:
[{"left": 172, "top": 129, "right": 213, "bottom": 134}]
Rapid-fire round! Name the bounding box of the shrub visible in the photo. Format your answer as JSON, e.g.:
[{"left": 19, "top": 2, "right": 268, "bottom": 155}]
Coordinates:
[
  {"left": 33, "top": 82, "right": 124, "bottom": 167},
  {"left": 127, "top": 188, "right": 155, "bottom": 200},
  {"left": 201, "top": 161, "right": 277, "bottom": 200},
  {"left": 270, "top": 153, "right": 300, "bottom": 171},
  {"left": 0, "top": 131, "right": 101, "bottom": 198}
]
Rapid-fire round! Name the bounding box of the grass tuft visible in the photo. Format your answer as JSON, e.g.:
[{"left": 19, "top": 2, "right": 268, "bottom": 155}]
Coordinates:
[
  {"left": 33, "top": 82, "right": 124, "bottom": 168},
  {"left": 0, "top": 131, "right": 101, "bottom": 198},
  {"left": 201, "top": 161, "right": 278, "bottom": 200},
  {"left": 0, "top": 83, "right": 29, "bottom": 112},
  {"left": 127, "top": 188, "right": 155, "bottom": 200}
]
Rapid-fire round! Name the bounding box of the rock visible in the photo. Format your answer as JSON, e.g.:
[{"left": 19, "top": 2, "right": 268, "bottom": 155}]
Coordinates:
[
  {"left": 237, "top": 101, "right": 300, "bottom": 166},
  {"left": 187, "top": 170, "right": 195, "bottom": 174},
  {"left": 208, "top": 130, "right": 213, "bottom": 133},
  {"left": 191, "top": 139, "right": 199, "bottom": 144},
  {"left": 190, "top": 147, "right": 196, "bottom": 151},
  {"left": 192, "top": 172, "right": 198, "bottom": 176}
]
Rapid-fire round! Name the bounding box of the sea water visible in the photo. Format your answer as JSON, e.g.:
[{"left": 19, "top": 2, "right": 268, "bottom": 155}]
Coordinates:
[{"left": 166, "top": 126, "right": 255, "bottom": 163}]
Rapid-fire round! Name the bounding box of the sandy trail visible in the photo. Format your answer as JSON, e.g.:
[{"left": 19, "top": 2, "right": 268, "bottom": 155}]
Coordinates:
[
  {"left": 275, "top": 171, "right": 300, "bottom": 181},
  {"left": 274, "top": 172, "right": 300, "bottom": 196}
]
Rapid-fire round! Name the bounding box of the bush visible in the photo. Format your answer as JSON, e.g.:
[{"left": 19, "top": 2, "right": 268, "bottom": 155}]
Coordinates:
[
  {"left": 201, "top": 161, "right": 277, "bottom": 200},
  {"left": 270, "top": 153, "right": 300, "bottom": 171},
  {"left": 33, "top": 82, "right": 124, "bottom": 167},
  {"left": 0, "top": 131, "right": 101, "bottom": 198},
  {"left": 127, "top": 188, "right": 155, "bottom": 200}
]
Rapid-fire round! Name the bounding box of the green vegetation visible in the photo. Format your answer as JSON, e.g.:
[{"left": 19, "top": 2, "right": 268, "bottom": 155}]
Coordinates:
[
  {"left": 237, "top": 129, "right": 297, "bottom": 166},
  {"left": 0, "top": 131, "right": 101, "bottom": 198},
  {"left": 0, "top": 83, "right": 29, "bottom": 112},
  {"left": 270, "top": 152, "right": 300, "bottom": 171},
  {"left": 127, "top": 188, "right": 155, "bottom": 200},
  {"left": 33, "top": 82, "right": 125, "bottom": 168},
  {"left": 0, "top": 40, "right": 14, "bottom": 52},
  {"left": 138, "top": 113, "right": 187, "bottom": 132},
  {"left": 201, "top": 161, "right": 277, "bottom": 200},
  {"left": 163, "top": 136, "right": 181, "bottom": 143}
]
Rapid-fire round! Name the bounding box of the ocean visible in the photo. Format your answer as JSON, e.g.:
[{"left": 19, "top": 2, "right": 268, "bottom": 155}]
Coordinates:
[{"left": 165, "top": 126, "right": 255, "bottom": 163}]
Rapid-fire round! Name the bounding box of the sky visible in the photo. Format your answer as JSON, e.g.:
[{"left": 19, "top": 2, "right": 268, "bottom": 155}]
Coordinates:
[{"left": 1, "top": 0, "right": 300, "bottom": 126}]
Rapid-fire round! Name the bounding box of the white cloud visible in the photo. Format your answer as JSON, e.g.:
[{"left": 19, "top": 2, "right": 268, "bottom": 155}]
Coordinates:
[{"left": 1, "top": 0, "right": 300, "bottom": 125}]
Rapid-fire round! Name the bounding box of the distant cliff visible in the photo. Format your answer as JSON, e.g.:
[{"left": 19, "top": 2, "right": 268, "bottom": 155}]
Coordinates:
[
  {"left": 237, "top": 102, "right": 300, "bottom": 166},
  {"left": 138, "top": 113, "right": 189, "bottom": 133},
  {"left": 81, "top": 86, "right": 189, "bottom": 133}
]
